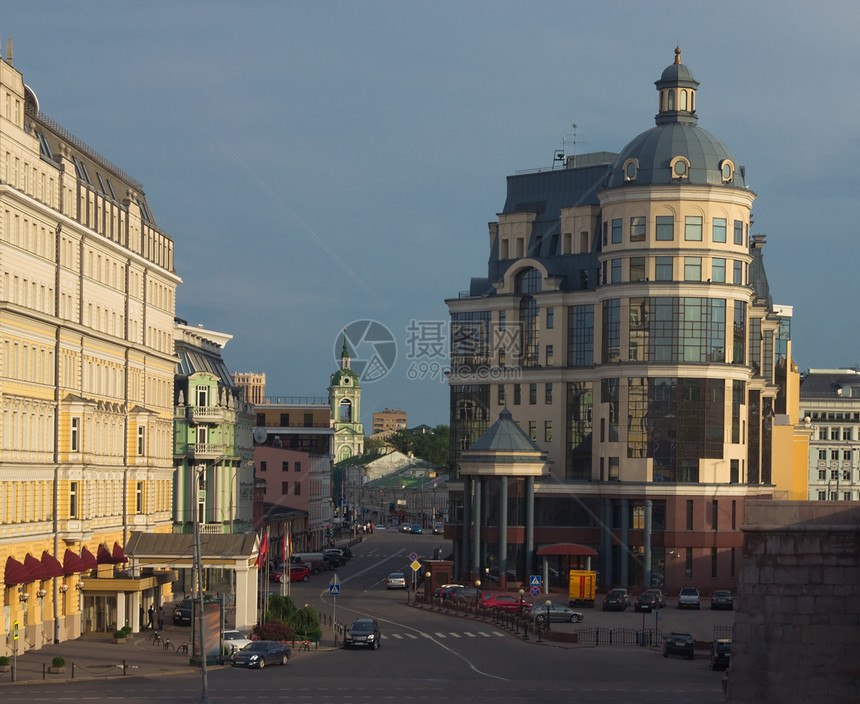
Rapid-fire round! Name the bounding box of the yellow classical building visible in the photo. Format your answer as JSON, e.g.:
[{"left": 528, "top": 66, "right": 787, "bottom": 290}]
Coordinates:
[{"left": 0, "top": 42, "right": 179, "bottom": 653}]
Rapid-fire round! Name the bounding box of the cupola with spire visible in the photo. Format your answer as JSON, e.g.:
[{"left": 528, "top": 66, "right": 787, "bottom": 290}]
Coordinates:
[{"left": 655, "top": 46, "right": 699, "bottom": 126}]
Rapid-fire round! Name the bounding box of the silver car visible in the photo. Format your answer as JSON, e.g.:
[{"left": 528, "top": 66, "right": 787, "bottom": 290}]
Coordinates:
[{"left": 531, "top": 603, "right": 584, "bottom": 624}]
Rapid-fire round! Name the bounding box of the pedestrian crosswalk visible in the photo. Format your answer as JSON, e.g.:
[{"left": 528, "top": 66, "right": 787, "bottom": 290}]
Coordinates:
[{"left": 382, "top": 630, "right": 506, "bottom": 640}]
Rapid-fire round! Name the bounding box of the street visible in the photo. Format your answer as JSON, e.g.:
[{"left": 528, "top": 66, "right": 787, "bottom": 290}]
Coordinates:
[{"left": 2, "top": 530, "right": 730, "bottom": 703}]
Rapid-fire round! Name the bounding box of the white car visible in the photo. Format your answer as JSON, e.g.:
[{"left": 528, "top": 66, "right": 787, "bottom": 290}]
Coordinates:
[
  {"left": 386, "top": 572, "right": 407, "bottom": 589},
  {"left": 222, "top": 630, "right": 253, "bottom": 653},
  {"left": 373, "top": 524, "right": 387, "bottom": 530}
]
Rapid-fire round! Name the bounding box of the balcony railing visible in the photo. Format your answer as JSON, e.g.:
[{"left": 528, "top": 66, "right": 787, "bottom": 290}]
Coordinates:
[
  {"left": 188, "top": 406, "right": 226, "bottom": 423},
  {"left": 187, "top": 443, "right": 224, "bottom": 458}
]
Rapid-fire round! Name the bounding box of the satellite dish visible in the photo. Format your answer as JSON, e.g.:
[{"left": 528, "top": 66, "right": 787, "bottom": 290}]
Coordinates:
[{"left": 253, "top": 427, "right": 268, "bottom": 445}]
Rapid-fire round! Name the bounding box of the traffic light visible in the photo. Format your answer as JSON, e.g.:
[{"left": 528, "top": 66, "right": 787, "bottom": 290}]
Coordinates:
[{"left": 327, "top": 525, "right": 332, "bottom": 536}]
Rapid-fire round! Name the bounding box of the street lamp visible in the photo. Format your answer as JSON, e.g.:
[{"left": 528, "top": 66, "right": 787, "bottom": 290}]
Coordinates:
[
  {"left": 474, "top": 579, "right": 482, "bottom": 618},
  {"left": 519, "top": 589, "right": 528, "bottom": 641},
  {"left": 544, "top": 599, "right": 552, "bottom": 632},
  {"left": 425, "top": 572, "right": 431, "bottom": 605}
]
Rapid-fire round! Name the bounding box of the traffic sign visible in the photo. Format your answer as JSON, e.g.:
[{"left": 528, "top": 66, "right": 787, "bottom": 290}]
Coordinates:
[
  {"left": 529, "top": 586, "right": 540, "bottom": 597},
  {"left": 408, "top": 552, "right": 418, "bottom": 562},
  {"left": 13, "top": 621, "right": 18, "bottom": 640},
  {"left": 529, "top": 575, "right": 542, "bottom": 587},
  {"left": 410, "top": 560, "right": 421, "bottom": 572},
  {"left": 329, "top": 584, "right": 340, "bottom": 596}
]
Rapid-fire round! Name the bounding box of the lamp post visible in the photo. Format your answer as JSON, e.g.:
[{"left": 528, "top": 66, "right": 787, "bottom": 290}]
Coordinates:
[
  {"left": 425, "top": 572, "right": 431, "bottom": 606},
  {"left": 193, "top": 455, "right": 224, "bottom": 704},
  {"left": 545, "top": 599, "right": 552, "bottom": 632},
  {"left": 474, "top": 579, "right": 481, "bottom": 618},
  {"left": 520, "top": 589, "right": 528, "bottom": 640}
]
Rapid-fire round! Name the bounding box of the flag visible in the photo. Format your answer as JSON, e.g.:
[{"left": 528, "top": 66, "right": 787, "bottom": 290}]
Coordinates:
[
  {"left": 282, "top": 534, "right": 287, "bottom": 564},
  {"left": 255, "top": 528, "right": 268, "bottom": 568},
  {"left": 288, "top": 534, "right": 292, "bottom": 560}
]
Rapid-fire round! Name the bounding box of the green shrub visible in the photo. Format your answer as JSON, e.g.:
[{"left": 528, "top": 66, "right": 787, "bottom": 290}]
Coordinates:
[
  {"left": 0, "top": 656, "right": 10, "bottom": 666},
  {"left": 52, "top": 656, "right": 65, "bottom": 667},
  {"left": 291, "top": 604, "right": 322, "bottom": 642},
  {"left": 263, "top": 594, "right": 297, "bottom": 624},
  {"left": 121, "top": 625, "right": 133, "bottom": 635},
  {"left": 113, "top": 630, "right": 126, "bottom": 639}
]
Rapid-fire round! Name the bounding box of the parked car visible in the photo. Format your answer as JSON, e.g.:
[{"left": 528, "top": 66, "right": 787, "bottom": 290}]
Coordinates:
[
  {"left": 663, "top": 632, "right": 695, "bottom": 660},
  {"left": 386, "top": 572, "right": 407, "bottom": 589},
  {"left": 373, "top": 524, "right": 387, "bottom": 530},
  {"left": 710, "top": 589, "right": 734, "bottom": 610},
  {"left": 531, "top": 603, "right": 584, "bottom": 624},
  {"left": 230, "top": 640, "right": 291, "bottom": 668},
  {"left": 270, "top": 564, "right": 310, "bottom": 583},
  {"left": 642, "top": 588, "right": 666, "bottom": 608},
  {"left": 446, "top": 585, "right": 482, "bottom": 604},
  {"left": 221, "top": 630, "right": 253, "bottom": 654},
  {"left": 709, "top": 638, "right": 732, "bottom": 670},
  {"left": 634, "top": 591, "right": 658, "bottom": 612},
  {"left": 678, "top": 587, "right": 701, "bottom": 609},
  {"left": 434, "top": 583, "right": 463, "bottom": 599},
  {"left": 172, "top": 598, "right": 194, "bottom": 625},
  {"left": 324, "top": 547, "right": 349, "bottom": 563},
  {"left": 483, "top": 593, "right": 532, "bottom": 613},
  {"left": 602, "top": 588, "right": 630, "bottom": 611},
  {"left": 344, "top": 618, "right": 382, "bottom": 649}
]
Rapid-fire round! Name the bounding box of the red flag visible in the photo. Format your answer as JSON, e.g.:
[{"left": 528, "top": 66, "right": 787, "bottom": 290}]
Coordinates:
[{"left": 255, "top": 528, "right": 268, "bottom": 567}]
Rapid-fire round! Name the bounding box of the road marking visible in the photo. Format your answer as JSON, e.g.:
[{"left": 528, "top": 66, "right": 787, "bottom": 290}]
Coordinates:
[
  {"left": 448, "top": 632, "right": 461, "bottom": 638},
  {"left": 464, "top": 632, "right": 477, "bottom": 637},
  {"left": 434, "top": 632, "right": 447, "bottom": 638}
]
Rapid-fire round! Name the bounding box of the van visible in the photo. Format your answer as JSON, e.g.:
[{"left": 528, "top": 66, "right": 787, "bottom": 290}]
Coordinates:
[
  {"left": 291, "top": 552, "right": 329, "bottom": 574},
  {"left": 568, "top": 569, "right": 596, "bottom": 607}
]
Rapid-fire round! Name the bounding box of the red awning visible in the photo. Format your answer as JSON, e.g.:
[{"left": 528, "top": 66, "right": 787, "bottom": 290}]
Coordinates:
[
  {"left": 112, "top": 542, "right": 128, "bottom": 563},
  {"left": 63, "top": 549, "right": 85, "bottom": 575},
  {"left": 536, "top": 543, "right": 598, "bottom": 557},
  {"left": 41, "top": 551, "right": 64, "bottom": 578},
  {"left": 4, "top": 556, "right": 29, "bottom": 585},
  {"left": 24, "top": 553, "right": 49, "bottom": 581},
  {"left": 96, "top": 543, "right": 113, "bottom": 564},
  {"left": 80, "top": 546, "right": 98, "bottom": 571}
]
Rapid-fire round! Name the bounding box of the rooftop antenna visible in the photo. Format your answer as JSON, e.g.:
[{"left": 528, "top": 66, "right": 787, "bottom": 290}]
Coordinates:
[{"left": 560, "top": 124, "right": 580, "bottom": 168}]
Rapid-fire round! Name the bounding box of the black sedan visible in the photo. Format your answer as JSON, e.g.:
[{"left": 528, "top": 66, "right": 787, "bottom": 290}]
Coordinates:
[
  {"left": 230, "top": 640, "right": 291, "bottom": 669},
  {"left": 344, "top": 618, "right": 382, "bottom": 649},
  {"left": 634, "top": 591, "right": 657, "bottom": 612},
  {"left": 710, "top": 589, "right": 734, "bottom": 610},
  {"left": 663, "top": 632, "right": 695, "bottom": 660}
]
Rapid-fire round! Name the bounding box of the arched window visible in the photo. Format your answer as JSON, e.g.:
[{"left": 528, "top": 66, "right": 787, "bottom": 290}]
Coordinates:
[
  {"left": 339, "top": 399, "right": 352, "bottom": 422},
  {"left": 679, "top": 90, "right": 688, "bottom": 110},
  {"left": 515, "top": 267, "right": 542, "bottom": 294},
  {"left": 667, "top": 89, "right": 675, "bottom": 111}
]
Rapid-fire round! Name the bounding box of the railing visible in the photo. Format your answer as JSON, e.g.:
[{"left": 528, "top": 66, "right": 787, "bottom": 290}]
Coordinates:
[
  {"left": 187, "top": 443, "right": 224, "bottom": 457},
  {"left": 259, "top": 396, "right": 328, "bottom": 405},
  {"left": 188, "top": 406, "right": 226, "bottom": 422}
]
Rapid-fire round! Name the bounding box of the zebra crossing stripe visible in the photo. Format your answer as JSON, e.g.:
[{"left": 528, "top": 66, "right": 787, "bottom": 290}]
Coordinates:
[
  {"left": 434, "top": 632, "right": 446, "bottom": 638},
  {"left": 464, "top": 632, "right": 477, "bottom": 637},
  {"left": 479, "top": 632, "right": 491, "bottom": 637},
  {"left": 449, "top": 632, "right": 461, "bottom": 638},
  {"left": 405, "top": 633, "right": 417, "bottom": 639}
]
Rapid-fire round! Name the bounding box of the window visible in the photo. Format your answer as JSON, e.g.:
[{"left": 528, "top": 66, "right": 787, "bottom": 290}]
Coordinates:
[
  {"left": 685, "top": 548, "right": 693, "bottom": 579},
  {"left": 528, "top": 421, "right": 536, "bottom": 440},
  {"left": 730, "top": 459, "right": 739, "bottom": 483},
  {"left": 256, "top": 413, "right": 266, "bottom": 426},
  {"left": 630, "top": 216, "right": 646, "bottom": 242},
  {"left": 498, "top": 384, "right": 505, "bottom": 405},
  {"left": 513, "top": 385, "right": 521, "bottom": 405},
  {"left": 545, "top": 345, "right": 554, "bottom": 366},
  {"left": 608, "top": 457, "right": 620, "bottom": 480},
  {"left": 280, "top": 413, "right": 289, "bottom": 426},
  {"left": 295, "top": 461, "right": 301, "bottom": 472},
  {"left": 545, "top": 383, "right": 553, "bottom": 404},
  {"left": 136, "top": 482, "right": 143, "bottom": 513},
  {"left": 70, "top": 417, "right": 80, "bottom": 452},
  {"left": 137, "top": 426, "right": 146, "bottom": 455},
  {"left": 684, "top": 216, "right": 703, "bottom": 241},
  {"left": 686, "top": 500, "right": 694, "bottom": 530},
  {"left": 655, "top": 256, "right": 673, "bottom": 281},
  {"left": 294, "top": 481, "right": 301, "bottom": 496},
  {"left": 656, "top": 216, "right": 674, "bottom": 241},
  {"left": 818, "top": 469, "right": 826, "bottom": 480},
  {"left": 818, "top": 491, "right": 826, "bottom": 501},
  {"left": 545, "top": 421, "right": 552, "bottom": 442},
  {"left": 630, "top": 257, "right": 646, "bottom": 281},
  {"left": 844, "top": 450, "right": 852, "bottom": 460},
  {"left": 712, "top": 258, "right": 726, "bottom": 283},
  {"left": 546, "top": 307, "right": 554, "bottom": 329},
  {"left": 260, "top": 461, "right": 267, "bottom": 472},
  {"left": 282, "top": 482, "right": 290, "bottom": 494},
  {"left": 818, "top": 449, "right": 827, "bottom": 460},
  {"left": 712, "top": 500, "right": 719, "bottom": 530},
  {"left": 734, "top": 220, "right": 744, "bottom": 245},
  {"left": 684, "top": 257, "right": 702, "bottom": 281},
  {"left": 733, "top": 261, "right": 743, "bottom": 285},
  {"left": 529, "top": 384, "right": 537, "bottom": 405},
  {"left": 282, "top": 461, "right": 289, "bottom": 472},
  {"left": 611, "top": 218, "right": 622, "bottom": 244},
  {"left": 832, "top": 450, "right": 840, "bottom": 461},
  {"left": 611, "top": 259, "right": 622, "bottom": 283},
  {"left": 69, "top": 482, "right": 78, "bottom": 518},
  {"left": 713, "top": 218, "right": 727, "bottom": 243}
]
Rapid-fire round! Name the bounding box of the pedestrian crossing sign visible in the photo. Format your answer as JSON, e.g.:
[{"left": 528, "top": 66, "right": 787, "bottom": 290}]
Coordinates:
[
  {"left": 529, "top": 575, "right": 541, "bottom": 587},
  {"left": 329, "top": 584, "right": 340, "bottom": 596}
]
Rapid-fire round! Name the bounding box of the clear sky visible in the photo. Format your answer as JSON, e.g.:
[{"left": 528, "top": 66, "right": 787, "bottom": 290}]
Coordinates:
[{"left": 4, "top": 1, "right": 859, "bottom": 428}]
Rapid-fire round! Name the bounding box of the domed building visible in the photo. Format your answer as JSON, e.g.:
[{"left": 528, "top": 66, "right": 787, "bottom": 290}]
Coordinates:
[{"left": 446, "top": 50, "right": 797, "bottom": 592}]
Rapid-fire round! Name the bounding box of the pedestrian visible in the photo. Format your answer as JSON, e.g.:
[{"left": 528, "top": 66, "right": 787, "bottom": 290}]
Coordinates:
[
  {"left": 147, "top": 604, "right": 155, "bottom": 630},
  {"left": 157, "top": 606, "right": 165, "bottom": 631}
]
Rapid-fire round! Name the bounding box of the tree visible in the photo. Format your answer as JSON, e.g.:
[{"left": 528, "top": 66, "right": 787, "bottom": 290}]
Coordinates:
[{"left": 388, "top": 425, "right": 449, "bottom": 467}]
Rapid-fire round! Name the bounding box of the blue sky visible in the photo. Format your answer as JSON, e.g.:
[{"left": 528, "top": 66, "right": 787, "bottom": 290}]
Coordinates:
[{"left": 5, "top": 1, "right": 860, "bottom": 427}]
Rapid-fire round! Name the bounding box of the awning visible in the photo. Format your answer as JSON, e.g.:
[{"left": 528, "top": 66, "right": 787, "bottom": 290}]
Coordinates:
[
  {"left": 63, "top": 549, "right": 86, "bottom": 575},
  {"left": 4, "top": 556, "right": 29, "bottom": 585},
  {"left": 536, "top": 543, "right": 598, "bottom": 557},
  {"left": 96, "top": 543, "right": 113, "bottom": 565},
  {"left": 41, "top": 551, "right": 64, "bottom": 578},
  {"left": 24, "top": 553, "right": 48, "bottom": 581},
  {"left": 80, "top": 546, "right": 98, "bottom": 571},
  {"left": 112, "top": 542, "right": 128, "bottom": 563}
]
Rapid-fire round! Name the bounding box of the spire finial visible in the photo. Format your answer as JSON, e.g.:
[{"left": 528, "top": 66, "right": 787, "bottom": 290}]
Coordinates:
[{"left": 674, "top": 46, "right": 681, "bottom": 64}]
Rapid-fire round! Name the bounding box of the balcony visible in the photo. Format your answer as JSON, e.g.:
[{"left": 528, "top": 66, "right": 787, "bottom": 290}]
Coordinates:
[
  {"left": 188, "top": 405, "right": 226, "bottom": 424},
  {"left": 186, "top": 443, "right": 224, "bottom": 459}
]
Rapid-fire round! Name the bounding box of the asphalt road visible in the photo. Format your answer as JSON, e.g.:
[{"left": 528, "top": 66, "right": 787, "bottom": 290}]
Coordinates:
[{"left": 3, "top": 530, "right": 730, "bottom": 704}]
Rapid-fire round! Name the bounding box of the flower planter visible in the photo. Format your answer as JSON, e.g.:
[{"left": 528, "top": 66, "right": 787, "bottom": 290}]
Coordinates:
[
  {"left": 49, "top": 666, "right": 65, "bottom": 674},
  {"left": 112, "top": 637, "right": 127, "bottom": 644}
]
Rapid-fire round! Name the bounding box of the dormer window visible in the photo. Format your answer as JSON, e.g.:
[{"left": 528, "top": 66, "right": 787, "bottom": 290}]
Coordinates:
[
  {"left": 670, "top": 156, "right": 691, "bottom": 179},
  {"left": 623, "top": 158, "right": 639, "bottom": 181},
  {"left": 720, "top": 159, "right": 735, "bottom": 183}
]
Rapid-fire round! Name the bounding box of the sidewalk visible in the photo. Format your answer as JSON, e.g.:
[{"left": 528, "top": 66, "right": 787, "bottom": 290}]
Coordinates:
[{"left": 0, "top": 621, "right": 338, "bottom": 687}]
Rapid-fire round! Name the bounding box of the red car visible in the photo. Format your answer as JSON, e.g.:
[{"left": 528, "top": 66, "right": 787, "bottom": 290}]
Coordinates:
[
  {"left": 482, "top": 593, "right": 532, "bottom": 613},
  {"left": 271, "top": 565, "right": 311, "bottom": 583}
]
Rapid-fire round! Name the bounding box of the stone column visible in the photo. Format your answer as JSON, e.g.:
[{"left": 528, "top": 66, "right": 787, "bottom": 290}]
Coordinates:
[{"left": 525, "top": 476, "right": 534, "bottom": 578}]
